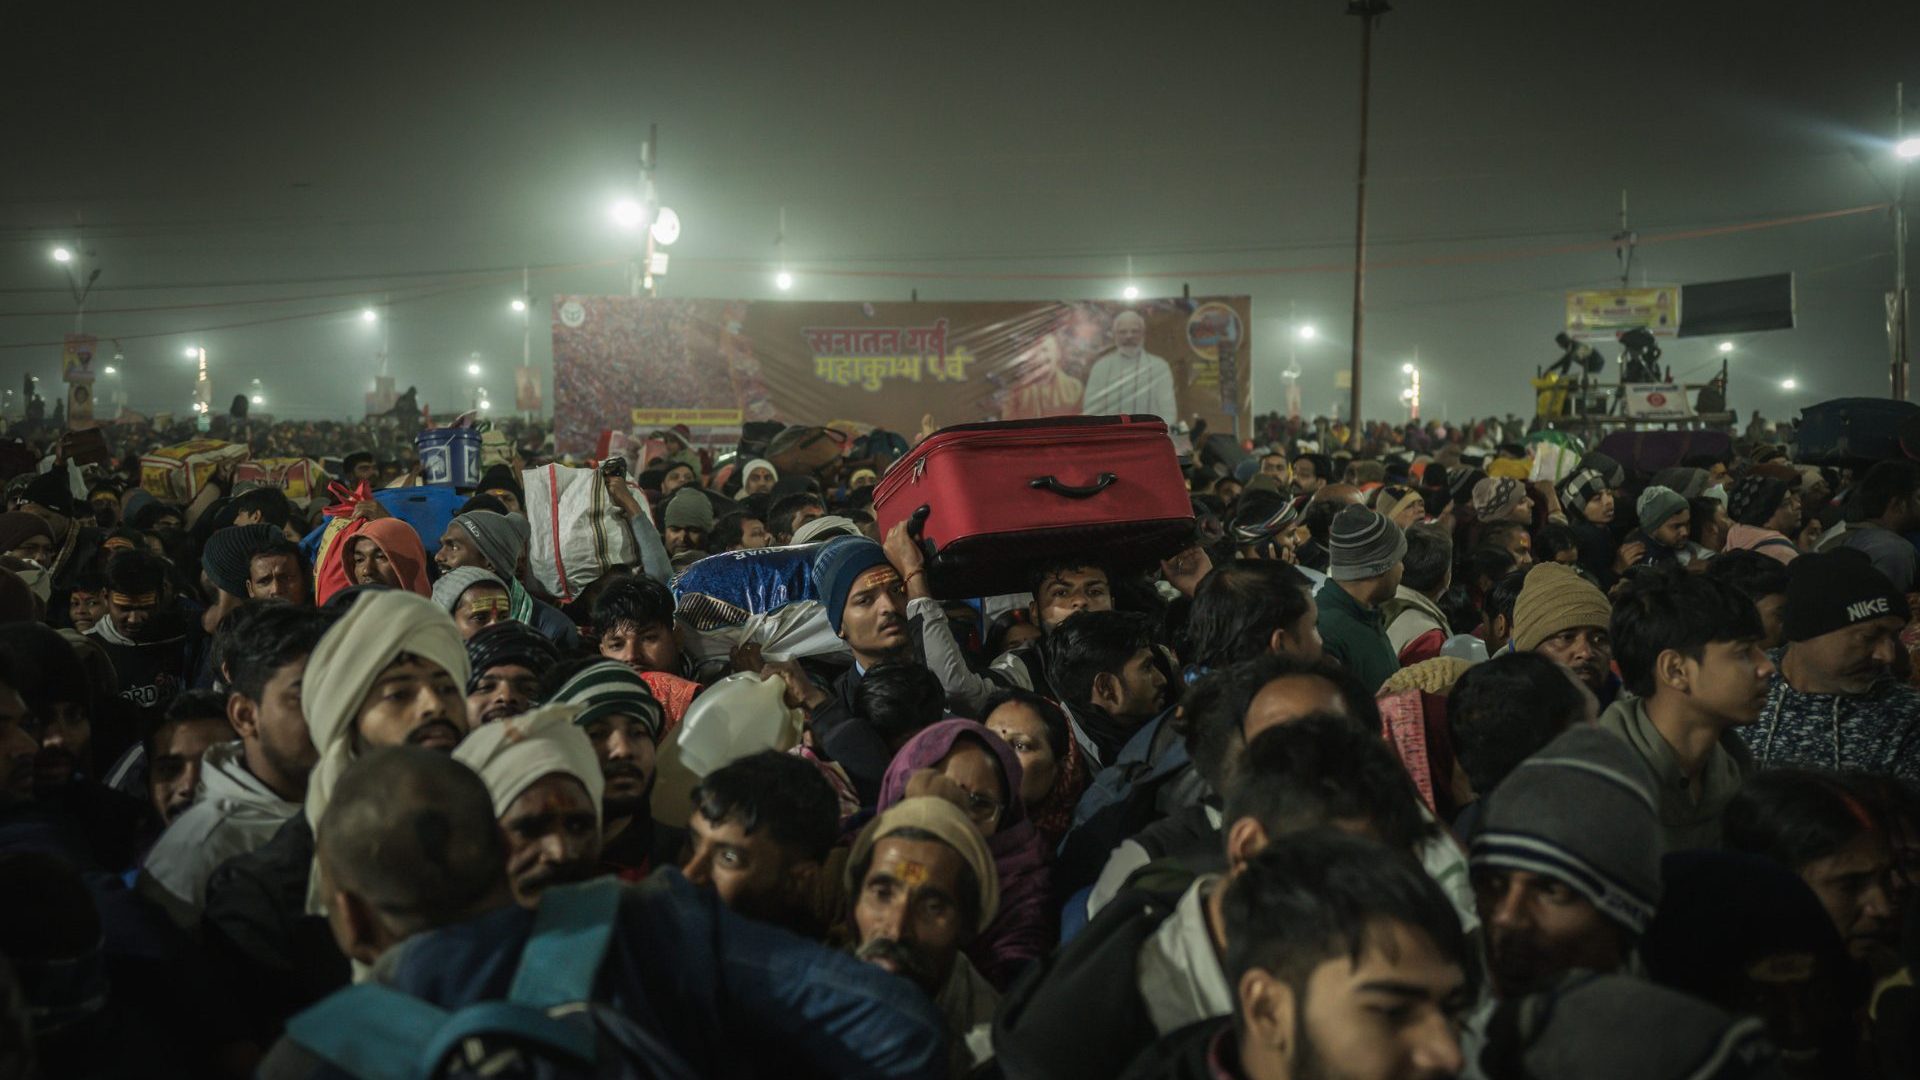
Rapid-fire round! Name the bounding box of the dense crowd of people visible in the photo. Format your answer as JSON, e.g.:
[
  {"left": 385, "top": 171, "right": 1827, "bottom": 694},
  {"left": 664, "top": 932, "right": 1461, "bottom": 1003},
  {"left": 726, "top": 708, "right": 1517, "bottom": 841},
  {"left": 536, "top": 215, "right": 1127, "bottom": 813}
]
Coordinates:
[{"left": 0, "top": 399, "right": 1914, "bottom": 1080}]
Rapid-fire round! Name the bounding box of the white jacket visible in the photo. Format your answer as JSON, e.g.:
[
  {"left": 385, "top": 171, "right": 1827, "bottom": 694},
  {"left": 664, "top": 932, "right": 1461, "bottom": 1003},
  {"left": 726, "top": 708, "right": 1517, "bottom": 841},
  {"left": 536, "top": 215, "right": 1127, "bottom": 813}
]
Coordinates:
[{"left": 138, "top": 740, "right": 302, "bottom": 927}]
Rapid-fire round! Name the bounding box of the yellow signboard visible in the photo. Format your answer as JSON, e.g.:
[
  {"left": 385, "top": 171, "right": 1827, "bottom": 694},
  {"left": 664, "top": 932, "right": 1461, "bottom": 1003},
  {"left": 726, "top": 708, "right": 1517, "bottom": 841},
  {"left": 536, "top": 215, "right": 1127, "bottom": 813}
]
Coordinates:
[
  {"left": 630, "top": 407, "right": 745, "bottom": 427},
  {"left": 1565, "top": 286, "right": 1681, "bottom": 340}
]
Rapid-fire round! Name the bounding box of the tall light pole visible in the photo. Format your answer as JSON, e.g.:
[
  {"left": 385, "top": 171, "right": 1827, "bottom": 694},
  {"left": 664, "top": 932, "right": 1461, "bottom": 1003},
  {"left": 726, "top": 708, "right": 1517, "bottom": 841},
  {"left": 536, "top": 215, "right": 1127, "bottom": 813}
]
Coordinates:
[
  {"left": 1894, "top": 82, "right": 1915, "bottom": 401},
  {"left": 1346, "top": 0, "right": 1390, "bottom": 442}
]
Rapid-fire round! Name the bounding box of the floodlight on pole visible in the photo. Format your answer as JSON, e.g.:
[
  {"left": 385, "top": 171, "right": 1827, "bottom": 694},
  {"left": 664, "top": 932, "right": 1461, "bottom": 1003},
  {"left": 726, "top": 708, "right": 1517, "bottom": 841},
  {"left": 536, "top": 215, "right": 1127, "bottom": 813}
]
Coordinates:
[
  {"left": 1296, "top": 324, "right": 1317, "bottom": 341},
  {"left": 610, "top": 199, "right": 646, "bottom": 229},
  {"left": 467, "top": 362, "right": 482, "bottom": 376},
  {"left": 1717, "top": 341, "right": 1735, "bottom": 353},
  {"left": 1122, "top": 285, "right": 1141, "bottom": 301},
  {"left": 251, "top": 395, "right": 264, "bottom": 405},
  {"left": 1898, "top": 137, "right": 1920, "bottom": 160},
  {"left": 361, "top": 308, "right": 377, "bottom": 323},
  {"left": 184, "top": 346, "right": 200, "bottom": 359},
  {"left": 510, "top": 298, "right": 527, "bottom": 313},
  {"left": 1780, "top": 378, "right": 1798, "bottom": 390},
  {"left": 51, "top": 247, "right": 71, "bottom": 264},
  {"left": 103, "top": 366, "right": 116, "bottom": 375},
  {"left": 775, "top": 270, "right": 794, "bottom": 292},
  {"left": 1401, "top": 362, "right": 1415, "bottom": 374}
]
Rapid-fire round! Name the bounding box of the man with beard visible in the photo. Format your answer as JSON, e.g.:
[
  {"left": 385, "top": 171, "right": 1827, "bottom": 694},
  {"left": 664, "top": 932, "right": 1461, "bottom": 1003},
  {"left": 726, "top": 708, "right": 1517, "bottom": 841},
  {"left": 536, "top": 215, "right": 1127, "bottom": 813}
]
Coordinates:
[
  {"left": 144, "top": 690, "right": 234, "bottom": 826},
  {"left": 1599, "top": 572, "right": 1774, "bottom": 850},
  {"left": 1745, "top": 550, "right": 1920, "bottom": 782},
  {"left": 849, "top": 795, "right": 1001, "bottom": 1079},
  {"left": 0, "top": 620, "right": 146, "bottom": 870},
  {"left": 1467, "top": 727, "right": 1661, "bottom": 1008},
  {"left": 463, "top": 620, "right": 561, "bottom": 727},
  {"left": 246, "top": 537, "right": 311, "bottom": 604},
  {"left": 544, "top": 658, "right": 679, "bottom": 880},
  {"left": 1082, "top": 310, "right": 1176, "bottom": 423},
  {"left": 1291, "top": 453, "right": 1330, "bottom": 499},
  {"left": 141, "top": 604, "right": 331, "bottom": 927},
  {"left": 1510, "top": 562, "right": 1619, "bottom": 706},
  {"left": 454, "top": 705, "right": 604, "bottom": 907},
  {"left": 777, "top": 536, "right": 918, "bottom": 804},
  {"left": 85, "top": 548, "right": 204, "bottom": 716},
  {"left": 997, "top": 716, "right": 1438, "bottom": 1080},
  {"left": 660, "top": 487, "right": 714, "bottom": 558},
  {"left": 201, "top": 590, "right": 471, "bottom": 1038},
  {"left": 435, "top": 510, "right": 579, "bottom": 648},
  {"left": 682, "top": 750, "right": 840, "bottom": 937},
  {"left": 1119, "top": 831, "right": 1471, "bottom": 1080}
]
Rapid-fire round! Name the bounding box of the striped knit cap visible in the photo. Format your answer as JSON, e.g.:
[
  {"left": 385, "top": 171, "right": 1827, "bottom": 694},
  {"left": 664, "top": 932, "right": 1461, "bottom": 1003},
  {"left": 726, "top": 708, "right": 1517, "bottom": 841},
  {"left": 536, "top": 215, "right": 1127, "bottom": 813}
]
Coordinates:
[
  {"left": 1470, "top": 726, "right": 1663, "bottom": 934},
  {"left": 549, "top": 659, "right": 664, "bottom": 741},
  {"left": 1327, "top": 505, "right": 1407, "bottom": 581}
]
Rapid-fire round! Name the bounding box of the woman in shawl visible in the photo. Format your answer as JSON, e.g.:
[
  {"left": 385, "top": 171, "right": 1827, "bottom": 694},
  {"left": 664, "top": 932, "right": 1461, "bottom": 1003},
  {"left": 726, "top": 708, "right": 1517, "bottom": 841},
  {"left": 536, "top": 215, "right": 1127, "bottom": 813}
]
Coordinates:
[
  {"left": 878, "top": 718, "right": 1051, "bottom": 992},
  {"left": 981, "top": 688, "right": 1085, "bottom": 853}
]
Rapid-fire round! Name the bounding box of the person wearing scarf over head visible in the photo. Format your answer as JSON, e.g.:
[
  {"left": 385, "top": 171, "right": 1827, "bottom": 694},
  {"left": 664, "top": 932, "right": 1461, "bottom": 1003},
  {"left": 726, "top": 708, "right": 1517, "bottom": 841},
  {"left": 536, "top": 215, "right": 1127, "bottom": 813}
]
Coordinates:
[
  {"left": 435, "top": 510, "right": 580, "bottom": 649},
  {"left": 452, "top": 703, "right": 604, "bottom": 908},
  {"left": 878, "top": 719, "right": 1051, "bottom": 992},
  {"left": 315, "top": 517, "right": 430, "bottom": 606},
  {"left": 198, "top": 590, "right": 471, "bottom": 1029},
  {"left": 739, "top": 458, "right": 780, "bottom": 497}
]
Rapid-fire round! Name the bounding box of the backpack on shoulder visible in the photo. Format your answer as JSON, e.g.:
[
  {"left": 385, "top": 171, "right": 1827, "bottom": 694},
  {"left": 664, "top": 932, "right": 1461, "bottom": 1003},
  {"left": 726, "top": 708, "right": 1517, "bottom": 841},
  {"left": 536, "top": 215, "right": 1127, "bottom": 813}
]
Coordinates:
[{"left": 285, "top": 879, "right": 697, "bottom": 1080}]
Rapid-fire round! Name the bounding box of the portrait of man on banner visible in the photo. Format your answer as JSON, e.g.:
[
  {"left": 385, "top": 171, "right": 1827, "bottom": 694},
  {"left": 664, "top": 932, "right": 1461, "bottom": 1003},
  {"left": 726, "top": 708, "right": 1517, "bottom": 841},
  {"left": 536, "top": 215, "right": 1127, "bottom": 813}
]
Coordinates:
[{"left": 1080, "top": 310, "right": 1176, "bottom": 422}]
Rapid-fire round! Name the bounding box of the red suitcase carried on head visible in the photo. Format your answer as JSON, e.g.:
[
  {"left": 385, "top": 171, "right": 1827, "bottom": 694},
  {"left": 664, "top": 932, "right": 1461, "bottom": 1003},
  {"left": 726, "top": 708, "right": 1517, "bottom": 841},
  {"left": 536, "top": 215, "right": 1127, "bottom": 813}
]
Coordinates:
[{"left": 873, "top": 415, "right": 1194, "bottom": 599}]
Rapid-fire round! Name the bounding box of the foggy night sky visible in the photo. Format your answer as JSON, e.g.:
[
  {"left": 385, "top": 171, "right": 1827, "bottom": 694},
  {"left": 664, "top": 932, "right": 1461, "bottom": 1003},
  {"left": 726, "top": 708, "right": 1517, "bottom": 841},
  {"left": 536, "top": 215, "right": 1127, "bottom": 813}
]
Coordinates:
[{"left": 4, "top": 0, "right": 1918, "bottom": 425}]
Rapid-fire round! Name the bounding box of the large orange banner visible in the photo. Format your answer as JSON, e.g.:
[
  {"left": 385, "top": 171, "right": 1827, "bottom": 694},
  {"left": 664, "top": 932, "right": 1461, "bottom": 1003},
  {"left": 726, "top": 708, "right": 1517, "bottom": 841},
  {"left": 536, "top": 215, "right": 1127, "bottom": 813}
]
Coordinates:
[{"left": 550, "top": 296, "right": 1251, "bottom": 455}]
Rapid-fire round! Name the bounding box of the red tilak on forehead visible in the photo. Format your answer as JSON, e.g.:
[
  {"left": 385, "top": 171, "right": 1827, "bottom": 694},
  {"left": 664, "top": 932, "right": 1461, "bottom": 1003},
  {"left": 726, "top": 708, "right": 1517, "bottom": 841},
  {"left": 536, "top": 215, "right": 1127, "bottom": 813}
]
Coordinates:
[{"left": 854, "top": 565, "right": 902, "bottom": 590}]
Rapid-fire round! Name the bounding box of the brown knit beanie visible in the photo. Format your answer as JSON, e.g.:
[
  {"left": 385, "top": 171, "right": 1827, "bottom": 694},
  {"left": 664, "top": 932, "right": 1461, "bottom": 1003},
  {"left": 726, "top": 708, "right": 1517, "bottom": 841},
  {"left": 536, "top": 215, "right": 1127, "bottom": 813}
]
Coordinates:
[{"left": 1513, "top": 563, "right": 1613, "bottom": 652}]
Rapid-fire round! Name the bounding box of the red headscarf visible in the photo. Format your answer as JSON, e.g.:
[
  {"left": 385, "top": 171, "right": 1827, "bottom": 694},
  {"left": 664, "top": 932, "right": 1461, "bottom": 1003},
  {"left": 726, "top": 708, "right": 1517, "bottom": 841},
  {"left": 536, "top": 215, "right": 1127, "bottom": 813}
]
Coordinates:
[{"left": 317, "top": 517, "right": 431, "bottom": 604}]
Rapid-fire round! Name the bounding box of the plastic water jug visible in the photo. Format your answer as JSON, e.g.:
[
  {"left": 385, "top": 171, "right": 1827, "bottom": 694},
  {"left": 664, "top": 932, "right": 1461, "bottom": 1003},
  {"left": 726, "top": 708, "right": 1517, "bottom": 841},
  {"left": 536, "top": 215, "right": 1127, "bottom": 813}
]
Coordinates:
[{"left": 675, "top": 672, "right": 798, "bottom": 777}]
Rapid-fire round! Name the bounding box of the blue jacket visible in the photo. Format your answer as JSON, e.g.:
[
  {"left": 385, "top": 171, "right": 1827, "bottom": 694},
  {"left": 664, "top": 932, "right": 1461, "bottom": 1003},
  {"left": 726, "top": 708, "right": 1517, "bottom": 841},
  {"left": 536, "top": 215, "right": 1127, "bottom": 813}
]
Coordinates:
[{"left": 261, "top": 868, "right": 945, "bottom": 1080}]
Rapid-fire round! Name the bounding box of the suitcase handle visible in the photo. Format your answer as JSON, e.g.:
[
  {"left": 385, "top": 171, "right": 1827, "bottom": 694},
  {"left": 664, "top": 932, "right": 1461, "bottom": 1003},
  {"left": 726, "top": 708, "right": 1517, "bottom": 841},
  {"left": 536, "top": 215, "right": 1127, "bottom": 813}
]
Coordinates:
[{"left": 1030, "top": 473, "right": 1117, "bottom": 499}]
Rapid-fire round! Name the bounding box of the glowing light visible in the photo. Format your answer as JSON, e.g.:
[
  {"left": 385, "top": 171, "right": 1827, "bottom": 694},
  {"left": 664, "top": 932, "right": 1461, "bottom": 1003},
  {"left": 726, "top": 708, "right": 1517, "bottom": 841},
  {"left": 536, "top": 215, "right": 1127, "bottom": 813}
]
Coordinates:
[
  {"left": 184, "top": 346, "right": 200, "bottom": 359},
  {"left": 775, "top": 271, "right": 794, "bottom": 291},
  {"left": 1400, "top": 388, "right": 1414, "bottom": 400},
  {"left": 251, "top": 395, "right": 264, "bottom": 405},
  {"left": 479, "top": 399, "right": 492, "bottom": 410},
  {"left": 466, "top": 362, "right": 482, "bottom": 376},
  {"left": 1296, "top": 324, "right": 1317, "bottom": 341},
  {"left": 1898, "top": 137, "right": 1920, "bottom": 160},
  {"left": 361, "top": 308, "right": 377, "bottom": 323},
  {"left": 1717, "top": 341, "right": 1734, "bottom": 353},
  {"left": 1122, "top": 284, "right": 1140, "bottom": 301},
  {"left": 103, "top": 366, "right": 116, "bottom": 375},
  {"left": 51, "top": 247, "right": 72, "bottom": 263},
  {"left": 1780, "top": 378, "right": 1798, "bottom": 390},
  {"left": 610, "top": 199, "right": 646, "bottom": 228},
  {"left": 510, "top": 298, "right": 527, "bottom": 312},
  {"left": 1402, "top": 362, "right": 1415, "bottom": 374}
]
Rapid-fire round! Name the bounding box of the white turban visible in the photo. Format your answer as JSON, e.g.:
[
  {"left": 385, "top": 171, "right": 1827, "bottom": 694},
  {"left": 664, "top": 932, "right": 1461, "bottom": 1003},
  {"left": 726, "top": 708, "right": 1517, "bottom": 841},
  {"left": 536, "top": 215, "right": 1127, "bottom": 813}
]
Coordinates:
[
  {"left": 452, "top": 703, "right": 604, "bottom": 827},
  {"left": 303, "top": 590, "right": 471, "bottom": 913}
]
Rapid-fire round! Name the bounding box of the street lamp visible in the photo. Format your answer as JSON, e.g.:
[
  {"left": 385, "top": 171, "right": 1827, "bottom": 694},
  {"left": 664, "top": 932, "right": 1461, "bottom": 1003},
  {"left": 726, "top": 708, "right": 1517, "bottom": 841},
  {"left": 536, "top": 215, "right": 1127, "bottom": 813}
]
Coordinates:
[
  {"left": 467, "top": 362, "right": 482, "bottom": 376},
  {"left": 103, "top": 366, "right": 116, "bottom": 375},
  {"left": 610, "top": 198, "right": 646, "bottom": 229},
  {"left": 361, "top": 308, "right": 377, "bottom": 323},
  {"left": 1780, "top": 378, "right": 1798, "bottom": 390},
  {"left": 1899, "top": 137, "right": 1920, "bottom": 160},
  {"left": 1717, "top": 341, "right": 1735, "bottom": 354},
  {"left": 184, "top": 346, "right": 200, "bottom": 359},
  {"left": 510, "top": 298, "right": 527, "bottom": 313},
  {"left": 51, "top": 247, "right": 71, "bottom": 263},
  {"left": 1296, "top": 324, "right": 1317, "bottom": 341},
  {"left": 1122, "top": 284, "right": 1141, "bottom": 301},
  {"left": 1401, "top": 362, "right": 1415, "bottom": 374},
  {"left": 775, "top": 270, "right": 794, "bottom": 292}
]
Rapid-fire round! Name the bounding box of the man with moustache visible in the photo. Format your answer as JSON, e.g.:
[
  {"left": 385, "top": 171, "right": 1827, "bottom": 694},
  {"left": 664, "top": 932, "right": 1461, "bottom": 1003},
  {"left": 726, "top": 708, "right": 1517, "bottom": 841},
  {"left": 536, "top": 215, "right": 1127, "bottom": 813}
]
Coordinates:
[
  {"left": 463, "top": 620, "right": 562, "bottom": 727},
  {"left": 849, "top": 795, "right": 1001, "bottom": 1078},
  {"left": 201, "top": 590, "right": 471, "bottom": 1038},
  {"left": 1509, "top": 562, "right": 1619, "bottom": 707},
  {"left": 454, "top": 705, "right": 604, "bottom": 907},
  {"left": 1745, "top": 550, "right": 1920, "bottom": 782},
  {"left": 543, "top": 658, "right": 680, "bottom": 880},
  {"left": 775, "top": 535, "right": 919, "bottom": 803},
  {"left": 435, "top": 510, "right": 579, "bottom": 649}
]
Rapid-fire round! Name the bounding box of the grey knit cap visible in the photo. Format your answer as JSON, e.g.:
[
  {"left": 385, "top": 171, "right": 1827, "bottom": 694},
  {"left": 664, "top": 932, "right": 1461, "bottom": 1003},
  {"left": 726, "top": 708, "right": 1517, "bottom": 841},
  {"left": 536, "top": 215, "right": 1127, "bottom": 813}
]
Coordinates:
[
  {"left": 1483, "top": 971, "right": 1776, "bottom": 1080},
  {"left": 1470, "top": 726, "right": 1664, "bottom": 934},
  {"left": 1327, "top": 505, "right": 1407, "bottom": 582},
  {"left": 1635, "top": 485, "right": 1689, "bottom": 530}
]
